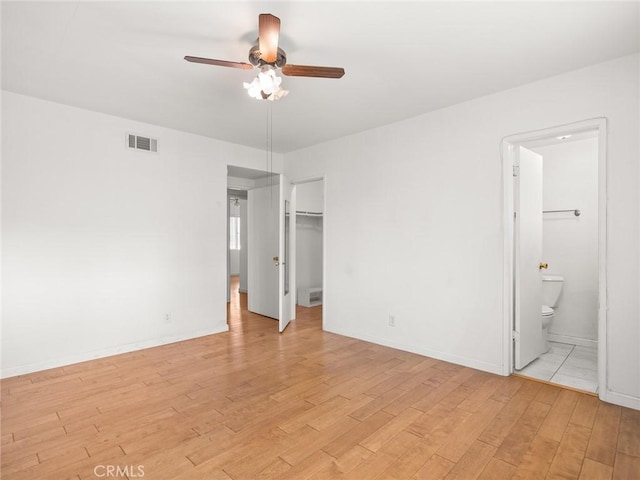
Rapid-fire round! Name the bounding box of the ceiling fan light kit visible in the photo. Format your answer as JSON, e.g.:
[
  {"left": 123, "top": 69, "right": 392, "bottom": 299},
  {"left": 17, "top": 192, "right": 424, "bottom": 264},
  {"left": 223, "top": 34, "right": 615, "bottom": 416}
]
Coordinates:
[
  {"left": 243, "top": 65, "right": 289, "bottom": 101},
  {"left": 185, "top": 13, "right": 345, "bottom": 101}
]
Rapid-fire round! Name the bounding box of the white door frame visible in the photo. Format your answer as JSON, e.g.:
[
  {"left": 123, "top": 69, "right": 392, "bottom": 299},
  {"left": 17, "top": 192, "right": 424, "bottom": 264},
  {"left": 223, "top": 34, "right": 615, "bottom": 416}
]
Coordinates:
[
  {"left": 279, "top": 174, "right": 295, "bottom": 332},
  {"left": 502, "top": 118, "right": 607, "bottom": 399}
]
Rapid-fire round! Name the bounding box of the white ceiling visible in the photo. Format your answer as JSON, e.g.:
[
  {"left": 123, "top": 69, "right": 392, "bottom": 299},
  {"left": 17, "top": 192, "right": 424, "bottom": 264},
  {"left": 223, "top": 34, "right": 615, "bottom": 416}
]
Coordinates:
[{"left": 2, "top": 1, "right": 638, "bottom": 153}]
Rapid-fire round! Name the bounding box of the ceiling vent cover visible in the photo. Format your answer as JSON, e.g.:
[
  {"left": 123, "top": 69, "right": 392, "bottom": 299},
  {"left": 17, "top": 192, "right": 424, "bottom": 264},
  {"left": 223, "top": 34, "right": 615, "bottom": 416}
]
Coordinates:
[{"left": 127, "top": 133, "right": 157, "bottom": 152}]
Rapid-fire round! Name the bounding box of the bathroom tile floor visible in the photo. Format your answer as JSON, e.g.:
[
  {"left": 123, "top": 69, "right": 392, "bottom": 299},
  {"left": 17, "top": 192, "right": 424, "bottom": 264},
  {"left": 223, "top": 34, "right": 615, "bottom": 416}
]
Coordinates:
[{"left": 516, "top": 341, "right": 598, "bottom": 393}]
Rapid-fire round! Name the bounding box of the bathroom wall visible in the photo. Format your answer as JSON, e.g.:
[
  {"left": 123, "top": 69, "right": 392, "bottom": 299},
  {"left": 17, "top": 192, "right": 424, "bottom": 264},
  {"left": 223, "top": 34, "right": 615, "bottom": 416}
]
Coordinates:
[{"left": 535, "top": 137, "right": 599, "bottom": 345}]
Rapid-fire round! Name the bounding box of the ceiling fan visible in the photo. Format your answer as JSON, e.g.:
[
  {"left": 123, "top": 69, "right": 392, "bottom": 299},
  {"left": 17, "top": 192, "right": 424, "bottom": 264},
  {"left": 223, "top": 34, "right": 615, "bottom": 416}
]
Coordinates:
[{"left": 185, "top": 13, "right": 345, "bottom": 99}]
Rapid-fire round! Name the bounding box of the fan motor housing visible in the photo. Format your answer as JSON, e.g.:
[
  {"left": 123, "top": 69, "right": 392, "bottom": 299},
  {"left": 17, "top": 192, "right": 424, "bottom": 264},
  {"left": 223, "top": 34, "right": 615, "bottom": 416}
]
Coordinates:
[{"left": 249, "top": 45, "right": 286, "bottom": 68}]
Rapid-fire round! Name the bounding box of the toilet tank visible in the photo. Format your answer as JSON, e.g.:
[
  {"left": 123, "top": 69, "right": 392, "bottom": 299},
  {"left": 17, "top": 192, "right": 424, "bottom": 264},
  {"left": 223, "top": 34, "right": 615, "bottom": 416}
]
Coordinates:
[{"left": 542, "top": 275, "right": 564, "bottom": 307}]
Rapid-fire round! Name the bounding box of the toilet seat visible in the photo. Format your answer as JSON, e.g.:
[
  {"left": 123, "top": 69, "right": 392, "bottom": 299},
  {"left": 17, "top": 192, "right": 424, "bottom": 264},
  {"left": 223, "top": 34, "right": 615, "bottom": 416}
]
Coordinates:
[{"left": 542, "top": 305, "right": 554, "bottom": 316}]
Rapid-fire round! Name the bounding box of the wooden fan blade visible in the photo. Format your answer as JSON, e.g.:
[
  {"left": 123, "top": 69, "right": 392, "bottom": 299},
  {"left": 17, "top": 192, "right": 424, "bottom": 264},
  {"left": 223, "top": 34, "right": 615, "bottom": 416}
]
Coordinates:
[
  {"left": 184, "top": 56, "right": 253, "bottom": 70},
  {"left": 259, "top": 14, "right": 280, "bottom": 63},
  {"left": 281, "top": 64, "right": 345, "bottom": 79}
]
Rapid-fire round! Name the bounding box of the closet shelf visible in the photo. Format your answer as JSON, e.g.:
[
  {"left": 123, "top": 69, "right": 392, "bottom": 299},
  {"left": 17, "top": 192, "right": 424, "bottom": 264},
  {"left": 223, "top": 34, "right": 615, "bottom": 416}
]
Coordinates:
[{"left": 296, "top": 210, "right": 323, "bottom": 217}]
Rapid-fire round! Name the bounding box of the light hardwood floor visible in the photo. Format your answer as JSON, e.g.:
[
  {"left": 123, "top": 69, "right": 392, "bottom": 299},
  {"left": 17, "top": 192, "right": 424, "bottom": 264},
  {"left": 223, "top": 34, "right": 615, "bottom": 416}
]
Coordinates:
[{"left": 2, "top": 277, "right": 639, "bottom": 479}]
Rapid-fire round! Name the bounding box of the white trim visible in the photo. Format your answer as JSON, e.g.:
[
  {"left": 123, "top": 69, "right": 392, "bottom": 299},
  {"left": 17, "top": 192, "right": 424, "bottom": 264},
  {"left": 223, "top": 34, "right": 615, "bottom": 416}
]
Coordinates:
[
  {"left": 326, "top": 326, "right": 504, "bottom": 376},
  {"left": 595, "top": 123, "right": 608, "bottom": 400},
  {"left": 290, "top": 175, "right": 325, "bottom": 185},
  {"left": 501, "top": 141, "right": 516, "bottom": 375},
  {"left": 290, "top": 184, "right": 297, "bottom": 323},
  {"left": 1, "top": 325, "right": 229, "bottom": 379},
  {"left": 601, "top": 390, "right": 640, "bottom": 411},
  {"left": 226, "top": 190, "right": 231, "bottom": 303},
  {"left": 547, "top": 333, "right": 597, "bottom": 349},
  {"left": 322, "top": 175, "right": 327, "bottom": 332},
  {"left": 502, "top": 118, "right": 608, "bottom": 399}
]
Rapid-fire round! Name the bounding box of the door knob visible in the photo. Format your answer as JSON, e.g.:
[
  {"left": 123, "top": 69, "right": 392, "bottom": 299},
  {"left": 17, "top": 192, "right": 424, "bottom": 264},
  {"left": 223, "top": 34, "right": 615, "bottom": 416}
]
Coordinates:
[
  {"left": 539, "top": 263, "right": 548, "bottom": 270},
  {"left": 273, "top": 256, "right": 280, "bottom": 267}
]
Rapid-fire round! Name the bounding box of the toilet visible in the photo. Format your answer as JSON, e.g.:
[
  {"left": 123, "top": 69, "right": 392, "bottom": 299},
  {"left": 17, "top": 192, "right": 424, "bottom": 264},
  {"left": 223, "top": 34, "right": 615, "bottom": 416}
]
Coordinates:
[{"left": 541, "top": 275, "right": 564, "bottom": 353}]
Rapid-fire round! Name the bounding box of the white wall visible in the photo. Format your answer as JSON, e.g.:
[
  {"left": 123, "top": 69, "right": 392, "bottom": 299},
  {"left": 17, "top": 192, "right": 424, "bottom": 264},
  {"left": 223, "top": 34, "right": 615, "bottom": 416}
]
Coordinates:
[
  {"left": 229, "top": 250, "right": 240, "bottom": 276},
  {"left": 535, "top": 138, "right": 599, "bottom": 344},
  {"left": 1, "top": 91, "right": 281, "bottom": 377},
  {"left": 296, "top": 180, "right": 324, "bottom": 213},
  {"left": 285, "top": 54, "right": 640, "bottom": 409}
]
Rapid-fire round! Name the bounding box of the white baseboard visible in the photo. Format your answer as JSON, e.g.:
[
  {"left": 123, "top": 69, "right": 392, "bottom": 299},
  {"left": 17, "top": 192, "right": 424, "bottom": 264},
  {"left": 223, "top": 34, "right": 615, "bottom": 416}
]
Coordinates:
[
  {"left": 325, "top": 325, "right": 504, "bottom": 376},
  {"left": 601, "top": 389, "right": 640, "bottom": 410},
  {"left": 323, "top": 326, "right": 638, "bottom": 411},
  {"left": 1, "top": 325, "right": 229, "bottom": 379},
  {"left": 547, "top": 333, "right": 597, "bottom": 348}
]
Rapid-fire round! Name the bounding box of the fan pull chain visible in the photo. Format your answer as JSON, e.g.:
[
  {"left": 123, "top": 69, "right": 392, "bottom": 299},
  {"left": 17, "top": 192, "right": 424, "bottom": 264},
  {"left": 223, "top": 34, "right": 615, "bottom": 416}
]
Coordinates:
[
  {"left": 266, "top": 102, "right": 270, "bottom": 206},
  {"left": 266, "top": 102, "right": 274, "bottom": 207}
]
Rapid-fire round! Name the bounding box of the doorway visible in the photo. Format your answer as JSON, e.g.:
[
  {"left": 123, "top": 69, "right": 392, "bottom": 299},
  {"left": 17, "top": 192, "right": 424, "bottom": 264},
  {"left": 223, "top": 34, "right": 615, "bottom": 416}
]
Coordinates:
[
  {"left": 502, "top": 118, "right": 607, "bottom": 397},
  {"left": 295, "top": 179, "right": 324, "bottom": 311},
  {"left": 228, "top": 189, "right": 247, "bottom": 302},
  {"left": 226, "top": 165, "right": 295, "bottom": 333}
]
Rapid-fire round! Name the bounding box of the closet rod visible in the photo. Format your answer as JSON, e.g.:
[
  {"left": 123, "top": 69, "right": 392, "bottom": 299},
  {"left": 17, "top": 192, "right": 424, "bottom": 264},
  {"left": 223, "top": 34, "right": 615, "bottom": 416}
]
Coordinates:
[
  {"left": 296, "top": 210, "right": 323, "bottom": 216},
  {"left": 543, "top": 209, "right": 581, "bottom": 216}
]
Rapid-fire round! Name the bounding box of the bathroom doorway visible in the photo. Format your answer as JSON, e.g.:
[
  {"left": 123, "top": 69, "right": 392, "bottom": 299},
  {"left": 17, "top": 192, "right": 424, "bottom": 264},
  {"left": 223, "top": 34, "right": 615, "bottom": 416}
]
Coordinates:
[{"left": 502, "top": 118, "right": 607, "bottom": 396}]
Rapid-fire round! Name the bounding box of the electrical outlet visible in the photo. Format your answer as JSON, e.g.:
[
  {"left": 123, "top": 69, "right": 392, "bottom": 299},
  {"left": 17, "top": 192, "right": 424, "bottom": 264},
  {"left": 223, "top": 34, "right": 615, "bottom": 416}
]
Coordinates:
[
  {"left": 165, "top": 313, "right": 171, "bottom": 323},
  {"left": 388, "top": 315, "right": 395, "bottom": 327}
]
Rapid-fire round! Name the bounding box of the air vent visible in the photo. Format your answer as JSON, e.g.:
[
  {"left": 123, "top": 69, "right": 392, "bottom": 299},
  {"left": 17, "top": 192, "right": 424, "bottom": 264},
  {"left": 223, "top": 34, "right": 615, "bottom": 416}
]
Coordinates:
[{"left": 127, "top": 133, "right": 157, "bottom": 152}]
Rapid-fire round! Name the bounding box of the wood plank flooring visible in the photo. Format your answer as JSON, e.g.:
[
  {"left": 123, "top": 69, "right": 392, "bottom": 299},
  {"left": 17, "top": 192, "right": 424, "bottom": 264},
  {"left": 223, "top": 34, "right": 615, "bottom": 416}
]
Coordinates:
[{"left": 2, "top": 277, "right": 639, "bottom": 479}]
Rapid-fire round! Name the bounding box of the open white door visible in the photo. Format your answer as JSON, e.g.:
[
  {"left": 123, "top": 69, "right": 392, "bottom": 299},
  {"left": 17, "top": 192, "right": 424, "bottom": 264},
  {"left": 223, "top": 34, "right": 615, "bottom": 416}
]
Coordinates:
[
  {"left": 514, "top": 146, "right": 544, "bottom": 369},
  {"left": 247, "top": 183, "right": 279, "bottom": 320},
  {"left": 279, "top": 174, "right": 294, "bottom": 332}
]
